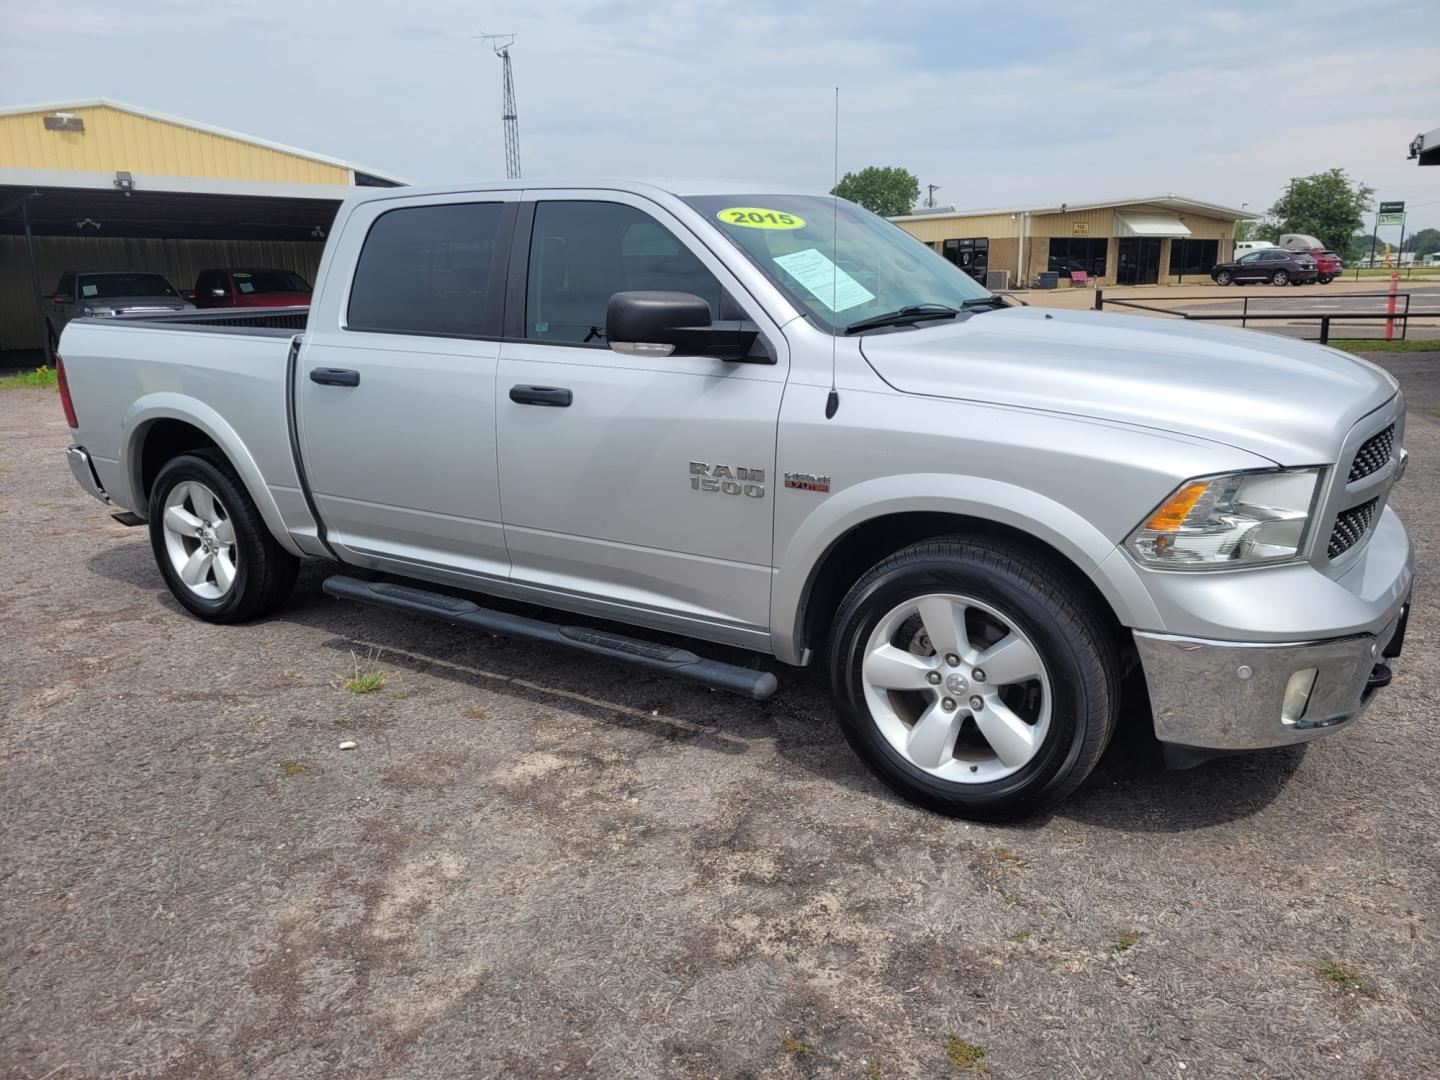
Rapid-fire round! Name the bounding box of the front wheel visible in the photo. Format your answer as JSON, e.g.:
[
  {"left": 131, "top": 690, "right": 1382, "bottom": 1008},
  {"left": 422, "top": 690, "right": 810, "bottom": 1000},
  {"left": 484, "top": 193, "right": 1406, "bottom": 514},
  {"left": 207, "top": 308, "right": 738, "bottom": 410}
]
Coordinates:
[
  {"left": 1214, "top": 270, "right": 1233, "bottom": 286},
  {"left": 828, "top": 537, "right": 1119, "bottom": 820},
  {"left": 148, "top": 450, "right": 299, "bottom": 623},
  {"left": 1271, "top": 270, "right": 1290, "bottom": 286}
]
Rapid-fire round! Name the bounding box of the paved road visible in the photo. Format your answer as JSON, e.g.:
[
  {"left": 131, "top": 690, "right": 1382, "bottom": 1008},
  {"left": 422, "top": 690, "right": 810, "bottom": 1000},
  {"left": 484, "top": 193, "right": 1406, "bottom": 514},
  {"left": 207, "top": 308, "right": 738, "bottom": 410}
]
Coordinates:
[{"left": 2, "top": 357, "right": 1438, "bottom": 1079}]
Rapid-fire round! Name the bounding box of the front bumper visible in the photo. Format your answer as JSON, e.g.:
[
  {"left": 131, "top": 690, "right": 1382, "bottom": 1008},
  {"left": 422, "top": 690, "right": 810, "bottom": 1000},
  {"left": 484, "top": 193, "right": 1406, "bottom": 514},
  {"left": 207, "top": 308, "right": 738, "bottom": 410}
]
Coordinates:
[
  {"left": 66, "top": 446, "right": 109, "bottom": 504},
  {"left": 1135, "top": 598, "right": 1407, "bottom": 752}
]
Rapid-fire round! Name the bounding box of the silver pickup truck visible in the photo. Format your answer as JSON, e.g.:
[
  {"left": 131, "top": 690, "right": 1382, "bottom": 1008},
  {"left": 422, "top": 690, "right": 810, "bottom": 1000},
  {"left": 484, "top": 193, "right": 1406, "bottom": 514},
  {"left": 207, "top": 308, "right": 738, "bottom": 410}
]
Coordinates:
[{"left": 57, "top": 179, "right": 1412, "bottom": 819}]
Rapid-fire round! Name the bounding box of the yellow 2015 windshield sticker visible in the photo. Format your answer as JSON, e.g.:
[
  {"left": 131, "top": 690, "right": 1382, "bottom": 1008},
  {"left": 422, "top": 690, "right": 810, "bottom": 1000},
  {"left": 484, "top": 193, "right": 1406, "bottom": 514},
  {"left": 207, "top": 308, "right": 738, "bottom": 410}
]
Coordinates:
[{"left": 717, "top": 207, "right": 806, "bottom": 230}]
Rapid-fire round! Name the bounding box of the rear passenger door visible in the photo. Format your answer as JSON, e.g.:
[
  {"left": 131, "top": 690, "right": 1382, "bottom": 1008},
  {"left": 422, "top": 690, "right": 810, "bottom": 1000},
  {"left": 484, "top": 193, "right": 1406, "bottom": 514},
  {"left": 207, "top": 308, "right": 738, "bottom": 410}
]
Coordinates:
[{"left": 297, "top": 192, "right": 517, "bottom": 581}]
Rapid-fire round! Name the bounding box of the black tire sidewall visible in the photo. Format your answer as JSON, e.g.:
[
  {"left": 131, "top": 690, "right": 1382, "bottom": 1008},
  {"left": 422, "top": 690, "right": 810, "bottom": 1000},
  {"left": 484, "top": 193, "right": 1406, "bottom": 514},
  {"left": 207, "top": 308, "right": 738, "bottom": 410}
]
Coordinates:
[
  {"left": 148, "top": 454, "right": 257, "bottom": 621},
  {"left": 830, "top": 547, "right": 1109, "bottom": 818}
]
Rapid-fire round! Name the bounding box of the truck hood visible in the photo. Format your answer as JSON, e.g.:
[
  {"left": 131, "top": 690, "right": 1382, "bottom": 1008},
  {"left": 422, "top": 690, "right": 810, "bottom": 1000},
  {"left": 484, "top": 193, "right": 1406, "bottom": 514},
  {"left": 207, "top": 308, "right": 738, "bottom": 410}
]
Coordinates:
[{"left": 858, "top": 306, "right": 1398, "bottom": 464}]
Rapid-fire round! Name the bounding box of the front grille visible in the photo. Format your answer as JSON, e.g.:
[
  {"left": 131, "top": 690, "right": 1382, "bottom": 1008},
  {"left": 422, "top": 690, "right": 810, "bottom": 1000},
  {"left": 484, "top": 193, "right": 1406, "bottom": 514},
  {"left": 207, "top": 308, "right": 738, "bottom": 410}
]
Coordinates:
[
  {"left": 1349, "top": 425, "right": 1395, "bottom": 482},
  {"left": 1328, "top": 498, "right": 1379, "bottom": 559}
]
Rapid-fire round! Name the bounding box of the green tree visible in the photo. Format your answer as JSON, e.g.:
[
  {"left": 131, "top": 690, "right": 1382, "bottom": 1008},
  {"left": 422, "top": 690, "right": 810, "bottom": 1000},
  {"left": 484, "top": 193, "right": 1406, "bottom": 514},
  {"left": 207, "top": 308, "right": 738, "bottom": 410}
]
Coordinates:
[
  {"left": 1233, "top": 219, "right": 1258, "bottom": 243},
  {"left": 1260, "top": 169, "right": 1374, "bottom": 252},
  {"left": 1402, "top": 227, "right": 1440, "bottom": 257},
  {"left": 832, "top": 166, "right": 921, "bottom": 218}
]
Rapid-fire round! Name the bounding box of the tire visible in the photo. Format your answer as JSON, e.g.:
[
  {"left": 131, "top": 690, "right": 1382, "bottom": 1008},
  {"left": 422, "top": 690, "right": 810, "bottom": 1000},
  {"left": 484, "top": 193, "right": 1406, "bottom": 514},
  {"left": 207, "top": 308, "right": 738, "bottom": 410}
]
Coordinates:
[
  {"left": 148, "top": 449, "right": 299, "bottom": 623},
  {"left": 828, "top": 537, "right": 1119, "bottom": 820},
  {"left": 1318, "top": 275, "right": 1333, "bottom": 285},
  {"left": 1214, "top": 271, "right": 1232, "bottom": 286},
  {"left": 46, "top": 321, "right": 58, "bottom": 353},
  {"left": 1271, "top": 270, "right": 1290, "bottom": 286}
]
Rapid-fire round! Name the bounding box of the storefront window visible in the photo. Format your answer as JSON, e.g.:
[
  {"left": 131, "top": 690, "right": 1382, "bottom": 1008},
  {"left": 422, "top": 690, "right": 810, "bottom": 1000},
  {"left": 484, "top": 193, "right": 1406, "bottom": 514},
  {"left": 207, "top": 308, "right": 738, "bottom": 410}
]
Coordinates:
[
  {"left": 941, "top": 237, "right": 989, "bottom": 282},
  {"left": 1168, "top": 238, "right": 1219, "bottom": 276},
  {"left": 1048, "top": 238, "right": 1108, "bottom": 278}
]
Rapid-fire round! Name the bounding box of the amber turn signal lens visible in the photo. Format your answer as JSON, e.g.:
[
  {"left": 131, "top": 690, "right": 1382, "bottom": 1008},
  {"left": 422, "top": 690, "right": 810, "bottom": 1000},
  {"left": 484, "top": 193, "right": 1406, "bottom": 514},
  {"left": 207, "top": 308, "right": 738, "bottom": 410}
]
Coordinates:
[{"left": 1144, "top": 480, "right": 1210, "bottom": 532}]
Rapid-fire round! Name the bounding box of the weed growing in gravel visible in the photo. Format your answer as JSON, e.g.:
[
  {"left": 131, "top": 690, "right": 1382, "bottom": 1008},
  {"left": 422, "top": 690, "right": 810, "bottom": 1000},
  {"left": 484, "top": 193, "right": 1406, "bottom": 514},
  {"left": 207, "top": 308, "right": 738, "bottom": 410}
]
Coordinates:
[
  {"left": 865, "top": 1060, "right": 882, "bottom": 1079},
  {"left": 945, "top": 1035, "right": 987, "bottom": 1071},
  {"left": 1115, "top": 930, "right": 1140, "bottom": 952},
  {"left": 781, "top": 1035, "right": 812, "bottom": 1058},
  {"left": 280, "top": 760, "right": 309, "bottom": 777},
  {"left": 991, "top": 846, "right": 1016, "bottom": 862},
  {"left": 337, "top": 651, "right": 387, "bottom": 694},
  {"left": 0, "top": 367, "right": 58, "bottom": 390},
  {"left": 1012, "top": 929, "right": 1032, "bottom": 943},
  {"left": 1317, "top": 961, "right": 1374, "bottom": 995}
]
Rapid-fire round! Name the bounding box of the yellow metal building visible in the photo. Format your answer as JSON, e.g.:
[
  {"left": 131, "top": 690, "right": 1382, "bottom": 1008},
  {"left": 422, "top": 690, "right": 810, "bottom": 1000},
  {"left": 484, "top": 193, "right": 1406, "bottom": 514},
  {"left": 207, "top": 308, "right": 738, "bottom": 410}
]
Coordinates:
[
  {"left": 1, "top": 98, "right": 405, "bottom": 357},
  {"left": 892, "top": 195, "right": 1257, "bottom": 290}
]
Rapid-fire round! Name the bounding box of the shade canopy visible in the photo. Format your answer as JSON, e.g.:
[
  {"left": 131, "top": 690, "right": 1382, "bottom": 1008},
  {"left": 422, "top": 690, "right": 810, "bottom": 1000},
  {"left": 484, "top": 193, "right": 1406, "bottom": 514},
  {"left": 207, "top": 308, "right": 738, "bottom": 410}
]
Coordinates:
[{"left": 1114, "top": 212, "right": 1191, "bottom": 239}]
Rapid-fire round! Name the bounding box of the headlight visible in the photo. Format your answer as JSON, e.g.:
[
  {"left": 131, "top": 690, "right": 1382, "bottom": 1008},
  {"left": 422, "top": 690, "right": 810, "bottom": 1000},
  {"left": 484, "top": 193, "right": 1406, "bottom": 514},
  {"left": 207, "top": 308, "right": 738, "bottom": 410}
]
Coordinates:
[{"left": 1127, "top": 468, "right": 1322, "bottom": 569}]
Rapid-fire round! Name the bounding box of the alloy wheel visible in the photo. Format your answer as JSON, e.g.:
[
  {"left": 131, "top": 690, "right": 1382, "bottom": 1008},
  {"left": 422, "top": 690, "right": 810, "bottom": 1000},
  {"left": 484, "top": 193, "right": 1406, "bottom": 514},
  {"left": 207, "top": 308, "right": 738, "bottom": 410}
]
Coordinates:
[{"left": 160, "top": 480, "right": 238, "bottom": 600}]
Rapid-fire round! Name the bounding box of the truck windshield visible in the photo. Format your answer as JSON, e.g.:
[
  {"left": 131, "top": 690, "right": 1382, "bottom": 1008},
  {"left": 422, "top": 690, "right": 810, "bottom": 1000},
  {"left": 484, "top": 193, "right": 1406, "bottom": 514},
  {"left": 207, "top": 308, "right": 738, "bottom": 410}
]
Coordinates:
[
  {"left": 232, "top": 270, "right": 311, "bottom": 294},
  {"left": 682, "top": 193, "right": 991, "bottom": 332},
  {"left": 78, "top": 273, "right": 180, "bottom": 300}
]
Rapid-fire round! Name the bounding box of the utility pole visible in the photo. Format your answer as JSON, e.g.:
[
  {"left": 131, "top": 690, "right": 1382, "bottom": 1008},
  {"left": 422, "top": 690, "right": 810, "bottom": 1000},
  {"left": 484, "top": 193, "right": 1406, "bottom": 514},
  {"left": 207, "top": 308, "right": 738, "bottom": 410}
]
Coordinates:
[
  {"left": 475, "top": 33, "right": 521, "bottom": 179},
  {"left": 926, "top": 183, "right": 940, "bottom": 209},
  {"left": 1285, "top": 177, "right": 1297, "bottom": 232}
]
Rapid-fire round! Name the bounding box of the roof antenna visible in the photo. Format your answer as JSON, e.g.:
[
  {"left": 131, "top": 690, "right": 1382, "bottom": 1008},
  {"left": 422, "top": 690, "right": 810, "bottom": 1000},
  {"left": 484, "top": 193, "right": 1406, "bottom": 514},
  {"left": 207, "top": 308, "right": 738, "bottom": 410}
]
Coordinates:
[{"left": 825, "top": 86, "right": 841, "bottom": 420}]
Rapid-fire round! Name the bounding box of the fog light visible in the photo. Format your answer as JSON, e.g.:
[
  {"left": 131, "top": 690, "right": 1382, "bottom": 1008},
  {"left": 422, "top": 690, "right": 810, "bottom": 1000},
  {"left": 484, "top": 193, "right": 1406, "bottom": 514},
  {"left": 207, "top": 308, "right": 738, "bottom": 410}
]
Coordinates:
[{"left": 1281, "top": 668, "right": 1318, "bottom": 725}]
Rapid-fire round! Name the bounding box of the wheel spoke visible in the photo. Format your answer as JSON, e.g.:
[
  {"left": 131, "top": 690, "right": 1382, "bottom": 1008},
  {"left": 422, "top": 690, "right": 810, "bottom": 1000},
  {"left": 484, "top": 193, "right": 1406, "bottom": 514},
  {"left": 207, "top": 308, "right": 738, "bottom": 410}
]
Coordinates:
[
  {"left": 164, "top": 505, "right": 203, "bottom": 538},
  {"left": 213, "top": 518, "right": 235, "bottom": 545},
  {"left": 906, "top": 701, "right": 962, "bottom": 769},
  {"left": 973, "top": 698, "right": 1039, "bottom": 769},
  {"left": 976, "top": 633, "right": 1043, "bottom": 687},
  {"left": 915, "top": 596, "right": 968, "bottom": 659},
  {"left": 180, "top": 548, "right": 213, "bottom": 586},
  {"left": 212, "top": 551, "right": 235, "bottom": 591},
  {"left": 188, "top": 483, "right": 216, "bottom": 522},
  {"left": 864, "top": 644, "right": 939, "bottom": 691}
]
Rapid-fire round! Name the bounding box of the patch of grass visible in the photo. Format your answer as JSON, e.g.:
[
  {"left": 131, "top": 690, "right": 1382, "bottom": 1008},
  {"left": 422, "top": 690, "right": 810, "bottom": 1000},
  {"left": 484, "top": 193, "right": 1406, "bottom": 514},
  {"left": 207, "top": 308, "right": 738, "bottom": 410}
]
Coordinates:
[
  {"left": 866, "top": 1060, "right": 882, "bottom": 1079},
  {"left": 945, "top": 1035, "right": 986, "bottom": 1071},
  {"left": 0, "top": 366, "right": 58, "bottom": 390},
  {"left": 1428, "top": 407, "right": 1440, "bottom": 420},
  {"left": 279, "top": 760, "right": 309, "bottom": 778},
  {"left": 1317, "top": 961, "right": 1374, "bottom": 995},
  {"left": 463, "top": 706, "right": 488, "bottom": 720},
  {"left": 1115, "top": 930, "right": 1140, "bottom": 953},
  {"left": 781, "top": 1035, "right": 812, "bottom": 1058},
  {"left": 336, "top": 651, "right": 387, "bottom": 694},
  {"left": 991, "top": 846, "right": 1016, "bottom": 862},
  {"left": 1011, "top": 929, "right": 1032, "bottom": 943},
  {"left": 1329, "top": 338, "right": 1440, "bottom": 354}
]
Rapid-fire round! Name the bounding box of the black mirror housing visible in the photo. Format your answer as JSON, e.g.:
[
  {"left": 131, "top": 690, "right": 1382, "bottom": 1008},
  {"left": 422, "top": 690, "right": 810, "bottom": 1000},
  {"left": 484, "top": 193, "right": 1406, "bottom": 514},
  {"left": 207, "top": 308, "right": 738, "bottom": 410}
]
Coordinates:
[{"left": 605, "top": 291, "right": 768, "bottom": 363}]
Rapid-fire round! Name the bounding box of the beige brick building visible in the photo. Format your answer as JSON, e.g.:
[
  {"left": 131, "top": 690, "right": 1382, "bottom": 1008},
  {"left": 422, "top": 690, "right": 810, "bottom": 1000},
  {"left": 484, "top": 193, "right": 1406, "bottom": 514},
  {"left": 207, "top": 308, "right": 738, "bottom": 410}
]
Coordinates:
[{"left": 892, "top": 195, "right": 1257, "bottom": 290}]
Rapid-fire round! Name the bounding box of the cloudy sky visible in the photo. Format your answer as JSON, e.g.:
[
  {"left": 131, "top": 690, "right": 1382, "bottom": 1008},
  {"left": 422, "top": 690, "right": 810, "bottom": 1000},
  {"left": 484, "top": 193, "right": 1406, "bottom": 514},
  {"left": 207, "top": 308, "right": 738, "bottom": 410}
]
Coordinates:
[{"left": 5, "top": 0, "right": 1439, "bottom": 231}]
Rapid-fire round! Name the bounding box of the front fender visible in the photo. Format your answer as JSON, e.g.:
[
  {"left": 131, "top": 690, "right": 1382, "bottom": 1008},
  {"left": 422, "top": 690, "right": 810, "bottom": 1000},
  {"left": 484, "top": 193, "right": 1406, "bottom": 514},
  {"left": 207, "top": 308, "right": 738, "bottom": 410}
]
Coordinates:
[
  {"left": 768, "top": 472, "right": 1160, "bottom": 665},
  {"left": 121, "top": 393, "right": 304, "bottom": 558}
]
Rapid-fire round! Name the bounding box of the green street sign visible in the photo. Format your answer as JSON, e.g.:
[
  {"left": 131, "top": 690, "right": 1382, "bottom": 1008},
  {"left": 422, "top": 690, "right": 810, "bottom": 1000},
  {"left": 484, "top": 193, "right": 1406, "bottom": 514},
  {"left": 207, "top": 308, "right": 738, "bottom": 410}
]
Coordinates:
[
  {"left": 1378, "top": 212, "right": 1405, "bottom": 227},
  {"left": 1378, "top": 200, "right": 1405, "bottom": 214}
]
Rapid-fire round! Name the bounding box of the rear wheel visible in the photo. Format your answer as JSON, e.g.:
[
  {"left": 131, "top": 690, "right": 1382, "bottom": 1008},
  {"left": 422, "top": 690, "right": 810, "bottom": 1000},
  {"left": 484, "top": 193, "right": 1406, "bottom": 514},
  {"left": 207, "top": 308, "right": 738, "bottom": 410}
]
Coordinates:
[
  {"left": 1271, "top": 270, "right": 1290, "bottom": 286},
  {"left": 148, "top": 450, "right": 299, "bottom": 623},
  {"left": 828, "top": 537, "right": 1119, "bottom": 820}
]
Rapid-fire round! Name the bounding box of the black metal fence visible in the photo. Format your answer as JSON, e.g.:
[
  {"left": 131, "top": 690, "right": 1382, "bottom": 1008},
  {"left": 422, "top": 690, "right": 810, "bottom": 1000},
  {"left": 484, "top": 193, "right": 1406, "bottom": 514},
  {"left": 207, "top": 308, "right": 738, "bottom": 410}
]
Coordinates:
[{"left": 1092, "top": 290, "right": 1436, "bottom": 344}]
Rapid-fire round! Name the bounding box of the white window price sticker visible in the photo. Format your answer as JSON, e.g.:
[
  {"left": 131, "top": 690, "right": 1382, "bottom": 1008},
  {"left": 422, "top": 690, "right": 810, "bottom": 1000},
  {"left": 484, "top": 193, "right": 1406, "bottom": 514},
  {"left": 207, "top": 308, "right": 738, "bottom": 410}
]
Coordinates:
[{"left": 772, "top": 248, "right": 875, "bottom": 313}]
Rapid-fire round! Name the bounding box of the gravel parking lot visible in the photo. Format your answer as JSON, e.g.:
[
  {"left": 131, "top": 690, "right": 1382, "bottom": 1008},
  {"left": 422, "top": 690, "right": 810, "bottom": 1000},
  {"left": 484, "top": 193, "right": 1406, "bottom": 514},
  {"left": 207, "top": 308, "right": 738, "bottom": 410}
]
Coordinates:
[{"left": 3, "top": 353, "right": 1438, "bottom": 1079}]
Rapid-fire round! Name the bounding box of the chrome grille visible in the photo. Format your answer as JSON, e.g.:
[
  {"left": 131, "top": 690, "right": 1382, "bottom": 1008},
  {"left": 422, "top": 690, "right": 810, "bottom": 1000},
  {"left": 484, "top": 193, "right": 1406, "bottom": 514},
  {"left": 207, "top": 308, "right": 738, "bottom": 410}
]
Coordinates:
[
  {"left": 1328, "top": 498, "right": 1379, "bottom": 560},
  {"left": 1348, "top": 425, "right": 1394, "bottom": 482}
]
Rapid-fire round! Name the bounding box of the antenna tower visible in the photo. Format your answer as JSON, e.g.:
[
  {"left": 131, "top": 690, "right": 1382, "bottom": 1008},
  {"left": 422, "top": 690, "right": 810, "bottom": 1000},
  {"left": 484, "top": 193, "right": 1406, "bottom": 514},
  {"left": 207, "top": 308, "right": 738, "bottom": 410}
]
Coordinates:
[{"left": 476, "top": 33, "right": 521, "bottom": 179}]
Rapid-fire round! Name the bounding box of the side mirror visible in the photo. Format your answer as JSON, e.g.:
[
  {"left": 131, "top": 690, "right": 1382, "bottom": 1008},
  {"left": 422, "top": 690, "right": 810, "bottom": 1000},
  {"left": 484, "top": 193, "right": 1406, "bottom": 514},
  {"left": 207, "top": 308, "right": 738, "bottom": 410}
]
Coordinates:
[
  {"left": 209, "top": 289, "right": 227, "bottom": 298},
  {"left": 605, "top": 291, "right": 766, "bottom": 363},
  {"left": 51, "top": 294, "right": 67, "bottom": 305}
]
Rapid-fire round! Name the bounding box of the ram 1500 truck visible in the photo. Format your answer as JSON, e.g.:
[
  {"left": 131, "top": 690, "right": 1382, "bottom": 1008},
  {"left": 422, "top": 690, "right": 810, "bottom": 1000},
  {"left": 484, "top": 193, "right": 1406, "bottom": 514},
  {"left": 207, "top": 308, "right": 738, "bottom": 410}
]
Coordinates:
[{"left": 57, "top": 180, "right": 1412, "bottom": 819}]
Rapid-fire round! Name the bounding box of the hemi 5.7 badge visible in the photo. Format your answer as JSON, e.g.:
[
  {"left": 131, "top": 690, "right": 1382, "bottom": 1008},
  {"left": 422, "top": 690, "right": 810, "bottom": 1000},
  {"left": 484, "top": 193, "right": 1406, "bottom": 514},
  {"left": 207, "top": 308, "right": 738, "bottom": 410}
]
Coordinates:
[{"left": 784, "top": 472, "right": 831, "bottom": 493}]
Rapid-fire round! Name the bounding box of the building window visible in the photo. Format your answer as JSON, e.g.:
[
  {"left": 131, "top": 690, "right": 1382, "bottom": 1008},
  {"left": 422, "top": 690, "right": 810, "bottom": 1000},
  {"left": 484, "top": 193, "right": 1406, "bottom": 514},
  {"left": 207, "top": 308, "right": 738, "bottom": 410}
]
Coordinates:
[
  {"left": 1048, "top": 238, "right": 1108, "bottom": 279},
  {"left": 941, "top": 237, "right": 989, "bottom": 282},
  {"left": 1168, "top": 238, "right": 1219, "bottom": 276}
]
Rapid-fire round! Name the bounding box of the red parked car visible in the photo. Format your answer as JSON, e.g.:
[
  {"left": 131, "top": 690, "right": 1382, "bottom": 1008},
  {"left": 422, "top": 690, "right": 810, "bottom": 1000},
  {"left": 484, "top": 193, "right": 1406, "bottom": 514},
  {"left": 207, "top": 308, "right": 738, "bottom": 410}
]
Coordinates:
[{"left": 192, "top": 268, "right": 312, "bottom": 308}]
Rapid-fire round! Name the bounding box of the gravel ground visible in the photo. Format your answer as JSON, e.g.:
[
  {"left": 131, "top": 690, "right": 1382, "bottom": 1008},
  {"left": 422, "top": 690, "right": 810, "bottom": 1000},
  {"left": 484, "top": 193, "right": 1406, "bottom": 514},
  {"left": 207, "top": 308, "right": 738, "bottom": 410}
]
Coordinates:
[{"left": 3, "top": 354, "right": 1438, "bottom": 1079}]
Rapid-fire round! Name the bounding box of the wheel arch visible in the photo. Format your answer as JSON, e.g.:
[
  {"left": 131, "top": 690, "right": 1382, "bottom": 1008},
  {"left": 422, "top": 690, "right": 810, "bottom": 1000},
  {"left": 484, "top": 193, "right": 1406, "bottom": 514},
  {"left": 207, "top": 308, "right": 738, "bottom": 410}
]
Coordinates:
[
  {"left": 123, "top": 395, "right": 303, "bottom": 558},
  {"left": 771, "top": 476, "right": 1159, "bottom": 666}
]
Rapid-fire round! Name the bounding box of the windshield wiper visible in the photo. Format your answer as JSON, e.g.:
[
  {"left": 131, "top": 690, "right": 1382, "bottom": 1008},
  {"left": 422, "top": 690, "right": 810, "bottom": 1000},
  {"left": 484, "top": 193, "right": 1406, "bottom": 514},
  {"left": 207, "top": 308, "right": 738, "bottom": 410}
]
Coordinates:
[
  {"left": 843, "top": 304, "right": 961, "bottom": 334},
  {"left": 961, "top": 295, "right": 1008, "bottom": 309}
]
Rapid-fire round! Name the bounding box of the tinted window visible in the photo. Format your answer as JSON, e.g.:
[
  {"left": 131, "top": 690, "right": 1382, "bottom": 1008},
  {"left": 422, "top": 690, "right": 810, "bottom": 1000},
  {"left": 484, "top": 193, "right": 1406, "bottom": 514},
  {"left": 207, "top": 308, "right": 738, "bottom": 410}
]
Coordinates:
[
  {"left": 526, "top": 201, "right": 723, "bottom": 344},
  {"left": 1168, "top": 238, "right": 1218, "bottom": 276},
  {"left": 78, "top": 273, "right": 179, "bottom": 299},
  {"left": 1048, "top": 238, "right": 1108, "bottom": 278},
  {"left": 348, "top": 202, "right": 503, "bottom": 336},
  {"left": 233, "top": 269, "right": 310, "bottom": 294}
]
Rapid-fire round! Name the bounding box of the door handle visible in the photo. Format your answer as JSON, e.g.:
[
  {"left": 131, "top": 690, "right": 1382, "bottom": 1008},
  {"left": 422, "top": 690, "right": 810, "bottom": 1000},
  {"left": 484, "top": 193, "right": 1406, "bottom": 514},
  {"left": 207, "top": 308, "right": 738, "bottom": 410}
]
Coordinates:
[
  {"left": 509, "top": 384, "right": 572, "bottom": 407},
  {"left": 310, "top": 367, "right": 360, "bottom": 387}
]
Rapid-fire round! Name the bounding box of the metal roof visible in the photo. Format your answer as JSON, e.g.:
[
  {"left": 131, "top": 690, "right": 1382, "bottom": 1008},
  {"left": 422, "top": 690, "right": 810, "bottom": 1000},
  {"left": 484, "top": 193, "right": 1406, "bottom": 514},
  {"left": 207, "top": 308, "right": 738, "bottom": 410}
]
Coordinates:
[
  {"left": 891, "top": 194, "right": 1260, "bottom": 223},
  {"left": 0, "top": 98, "right": 408, "bottom": 185}
]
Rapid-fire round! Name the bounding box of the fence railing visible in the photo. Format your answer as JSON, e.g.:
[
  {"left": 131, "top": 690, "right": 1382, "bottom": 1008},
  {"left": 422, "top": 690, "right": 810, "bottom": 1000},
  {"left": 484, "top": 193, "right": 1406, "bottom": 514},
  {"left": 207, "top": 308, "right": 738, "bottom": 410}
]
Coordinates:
[{"left": 1092, "top": 290, "right": 1435, "bottom": 344}]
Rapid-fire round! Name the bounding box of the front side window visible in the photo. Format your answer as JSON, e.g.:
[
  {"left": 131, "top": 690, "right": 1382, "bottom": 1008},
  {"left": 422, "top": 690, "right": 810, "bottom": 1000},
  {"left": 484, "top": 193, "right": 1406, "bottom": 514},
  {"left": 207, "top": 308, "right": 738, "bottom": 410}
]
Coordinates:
[
  {"left": 525, "top": 201, "right": 723, "bottom": 345},
  {"left": 78, "top": 273, "right": 180, "bottom": 299},
  {"left": 348, "top": 202, "right": 503, "bottom": 337},
  {"left": 683, "top": 193, "right": 989, "bottom": 332}
]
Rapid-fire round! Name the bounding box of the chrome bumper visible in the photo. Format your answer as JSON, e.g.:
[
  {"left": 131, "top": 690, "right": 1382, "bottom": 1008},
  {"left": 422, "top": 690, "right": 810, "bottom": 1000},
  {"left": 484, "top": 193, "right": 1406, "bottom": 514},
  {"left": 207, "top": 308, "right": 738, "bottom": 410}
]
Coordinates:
[
  {"left": 1135, "top": 601, "right": 1407, "bottom": 751},
  {"left": 66, "top": 446, "right": 108, "bottom": 504}
]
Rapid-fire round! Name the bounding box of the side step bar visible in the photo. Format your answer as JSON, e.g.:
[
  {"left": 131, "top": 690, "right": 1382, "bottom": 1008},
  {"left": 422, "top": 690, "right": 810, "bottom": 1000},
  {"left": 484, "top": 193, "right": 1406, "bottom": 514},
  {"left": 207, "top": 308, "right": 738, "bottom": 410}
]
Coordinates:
[{"left": 322, "top": 575, "right": 779, "bottom": 700}]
